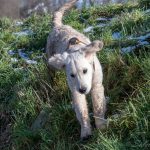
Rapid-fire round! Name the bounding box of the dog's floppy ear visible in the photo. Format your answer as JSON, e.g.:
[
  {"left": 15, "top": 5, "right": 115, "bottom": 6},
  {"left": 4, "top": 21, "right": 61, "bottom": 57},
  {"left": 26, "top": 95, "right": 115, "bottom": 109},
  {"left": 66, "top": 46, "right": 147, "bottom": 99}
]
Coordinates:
[
  {"left": 82, "top": 40, "right": 103, "bottom": 61},
  {"left": 82, "top": 40, "right": 103, "bottom": 53},
  {"left": 48, "top": 52, "right": 69, "bottom": 70}
]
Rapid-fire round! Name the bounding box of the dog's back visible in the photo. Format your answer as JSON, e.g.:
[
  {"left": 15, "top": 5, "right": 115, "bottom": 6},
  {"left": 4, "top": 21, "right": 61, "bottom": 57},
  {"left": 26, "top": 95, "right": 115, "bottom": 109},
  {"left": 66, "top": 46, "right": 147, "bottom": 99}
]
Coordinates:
[{"left": 46, "top": 0, "right": 90, "bottom": 58}]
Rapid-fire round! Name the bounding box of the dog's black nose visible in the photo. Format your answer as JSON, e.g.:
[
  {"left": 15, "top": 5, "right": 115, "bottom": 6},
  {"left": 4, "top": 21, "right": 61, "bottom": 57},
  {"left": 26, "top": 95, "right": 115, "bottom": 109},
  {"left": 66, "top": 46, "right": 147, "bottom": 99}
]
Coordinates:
[{"left": 79, "top": 87, "right": 87, "bottom": 94}]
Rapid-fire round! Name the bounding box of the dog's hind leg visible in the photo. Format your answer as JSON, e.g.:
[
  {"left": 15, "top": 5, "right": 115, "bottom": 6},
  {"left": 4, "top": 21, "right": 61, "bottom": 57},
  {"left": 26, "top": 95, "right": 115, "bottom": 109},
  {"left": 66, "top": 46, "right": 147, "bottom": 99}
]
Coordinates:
[{"left": 72, "top": 91, "right": 92, "bottom": 140}]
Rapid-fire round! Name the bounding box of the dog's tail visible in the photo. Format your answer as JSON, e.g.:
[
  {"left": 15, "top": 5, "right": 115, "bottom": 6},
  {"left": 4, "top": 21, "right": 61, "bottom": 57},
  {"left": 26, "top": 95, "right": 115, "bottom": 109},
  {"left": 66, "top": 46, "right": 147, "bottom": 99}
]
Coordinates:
[{"left": 53, "top": 0, "right": 78, "bottom": 27}]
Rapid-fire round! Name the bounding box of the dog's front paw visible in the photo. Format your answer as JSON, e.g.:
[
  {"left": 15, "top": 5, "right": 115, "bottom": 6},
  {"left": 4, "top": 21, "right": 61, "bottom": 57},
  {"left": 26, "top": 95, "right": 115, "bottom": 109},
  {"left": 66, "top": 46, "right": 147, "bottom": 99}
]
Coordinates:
[
  {"left": 95, "top": 118, "right": 108, "bottom": 130},
  {"left": 81, "top": 127, "right": 92, "bottom": 141}
]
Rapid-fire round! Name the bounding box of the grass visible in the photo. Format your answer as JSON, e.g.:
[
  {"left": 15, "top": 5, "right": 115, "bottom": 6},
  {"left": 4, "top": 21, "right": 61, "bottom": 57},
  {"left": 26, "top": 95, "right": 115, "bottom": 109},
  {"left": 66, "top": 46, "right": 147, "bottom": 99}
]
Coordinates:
[{"left": 0, "top": 0, "right": 150, "bottom": 149}]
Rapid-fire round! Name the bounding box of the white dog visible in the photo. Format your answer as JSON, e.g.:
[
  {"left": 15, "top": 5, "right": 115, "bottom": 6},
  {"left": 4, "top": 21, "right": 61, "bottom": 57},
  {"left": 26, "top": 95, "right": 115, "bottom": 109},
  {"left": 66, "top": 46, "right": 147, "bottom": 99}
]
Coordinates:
[{"left": 46, "top": 0, "right": 106, "bottom": 140}]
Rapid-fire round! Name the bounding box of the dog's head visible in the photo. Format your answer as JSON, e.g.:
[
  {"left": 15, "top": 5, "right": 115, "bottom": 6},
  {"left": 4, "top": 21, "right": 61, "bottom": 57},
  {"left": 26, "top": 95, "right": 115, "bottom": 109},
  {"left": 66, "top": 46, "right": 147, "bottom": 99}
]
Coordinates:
[{"left": 48, "top": 40, "right": 103, "bottom": 94}]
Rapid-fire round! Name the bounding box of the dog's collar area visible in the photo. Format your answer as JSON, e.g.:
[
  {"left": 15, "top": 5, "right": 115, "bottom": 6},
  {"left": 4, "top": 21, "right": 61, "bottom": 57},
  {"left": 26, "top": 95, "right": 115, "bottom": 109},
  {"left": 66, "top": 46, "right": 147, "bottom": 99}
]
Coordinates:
[
  {"left": 66, "top": 37, "right": 88, "bottom": 53},
  {"left": 68, "top": 37, "right": 88, "bottom": 46}
]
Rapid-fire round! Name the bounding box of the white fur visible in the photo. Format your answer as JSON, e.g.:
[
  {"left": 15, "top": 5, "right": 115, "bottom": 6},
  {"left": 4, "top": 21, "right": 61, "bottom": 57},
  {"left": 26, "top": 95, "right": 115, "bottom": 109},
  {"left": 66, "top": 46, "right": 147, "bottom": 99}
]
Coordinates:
[
  {"left": 48, "top": 44, "right": 106, "bottom": 139},
  {"left": 46, "top": 0, "right": 106, "bottom": 140}
]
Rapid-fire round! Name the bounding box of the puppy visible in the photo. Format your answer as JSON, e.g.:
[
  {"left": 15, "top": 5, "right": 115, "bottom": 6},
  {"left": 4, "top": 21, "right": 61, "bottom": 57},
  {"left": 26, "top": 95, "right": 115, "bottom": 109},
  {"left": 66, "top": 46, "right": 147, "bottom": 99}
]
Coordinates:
[{"left": 46, "top": 0, "right": 106, "bottom": 140}]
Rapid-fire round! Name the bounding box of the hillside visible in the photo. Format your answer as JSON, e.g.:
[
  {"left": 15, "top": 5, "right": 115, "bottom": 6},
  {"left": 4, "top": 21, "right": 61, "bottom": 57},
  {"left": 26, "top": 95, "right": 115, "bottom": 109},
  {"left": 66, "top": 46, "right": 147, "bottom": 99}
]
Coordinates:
[{"left": 0, "top": 0, "right": 150, "bottom": 149}]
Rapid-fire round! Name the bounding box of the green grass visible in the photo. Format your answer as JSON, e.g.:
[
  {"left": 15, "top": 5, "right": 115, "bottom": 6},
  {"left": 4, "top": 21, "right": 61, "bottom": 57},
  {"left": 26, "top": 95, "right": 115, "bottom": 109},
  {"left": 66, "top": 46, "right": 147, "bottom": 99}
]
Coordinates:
[{"left": 0, "top": 0, "right": 150, "bottom": 149}]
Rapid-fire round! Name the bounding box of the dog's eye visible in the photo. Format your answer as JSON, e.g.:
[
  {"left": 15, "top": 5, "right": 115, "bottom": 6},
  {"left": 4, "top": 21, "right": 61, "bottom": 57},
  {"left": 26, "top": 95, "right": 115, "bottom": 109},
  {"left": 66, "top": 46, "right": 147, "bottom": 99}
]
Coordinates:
[
  {"left": 70, "top": 73, "right": 75, "bottom": 78},
  {"left": 83, "top": 69, "right": 87, "bottom": 74}
]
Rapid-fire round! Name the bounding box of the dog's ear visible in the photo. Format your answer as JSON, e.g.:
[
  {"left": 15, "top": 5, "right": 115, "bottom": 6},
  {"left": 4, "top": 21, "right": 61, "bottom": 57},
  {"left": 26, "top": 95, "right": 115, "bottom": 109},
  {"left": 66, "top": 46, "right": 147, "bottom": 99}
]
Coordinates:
[
  {"left": 82, "top": 40, "right": 103, "bottom": 53},
  {"left": 48, "top": 52, "right": 69, "bottom": 70},
  {"left": 82, "top": 40, "right": 104, "bottom": 61},
  {"left": 82, "top": 40, "right": 103, "bottom": 61}
]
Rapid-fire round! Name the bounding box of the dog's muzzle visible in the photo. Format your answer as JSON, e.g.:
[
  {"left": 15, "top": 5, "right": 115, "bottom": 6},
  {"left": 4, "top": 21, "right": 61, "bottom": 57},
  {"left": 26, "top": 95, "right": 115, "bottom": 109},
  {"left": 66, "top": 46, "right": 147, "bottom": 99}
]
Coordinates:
[{"left": 79, "top": 87, "right": 87, "bottom": 94}]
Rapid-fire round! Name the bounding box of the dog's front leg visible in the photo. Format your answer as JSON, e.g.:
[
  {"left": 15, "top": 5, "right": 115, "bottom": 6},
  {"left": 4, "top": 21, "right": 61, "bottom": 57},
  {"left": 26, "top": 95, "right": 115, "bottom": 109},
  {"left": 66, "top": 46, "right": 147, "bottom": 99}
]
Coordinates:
[
  {"left": 91, "top": 84, "right": 106, "bottom": 129},
  {"left": 91, "top": 57, "right": 107, "bottom": 129},
  {"left": 72, "top": 91, "right": 91, "bottom": 140}
]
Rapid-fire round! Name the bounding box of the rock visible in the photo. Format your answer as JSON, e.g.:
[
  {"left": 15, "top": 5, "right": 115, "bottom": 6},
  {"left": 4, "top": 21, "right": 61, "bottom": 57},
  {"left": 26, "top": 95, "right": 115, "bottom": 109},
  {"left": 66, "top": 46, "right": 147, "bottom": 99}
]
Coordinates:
[{"left": 31, "top": 109, "right": 50, "bottom": 131}]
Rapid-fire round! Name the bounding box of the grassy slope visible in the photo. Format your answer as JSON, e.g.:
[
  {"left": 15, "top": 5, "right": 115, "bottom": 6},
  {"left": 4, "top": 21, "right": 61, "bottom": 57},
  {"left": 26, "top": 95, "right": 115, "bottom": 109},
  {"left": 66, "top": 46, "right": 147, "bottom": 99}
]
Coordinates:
[{"left": 0, "top": 0, "right": 150, "bottom": 149}]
